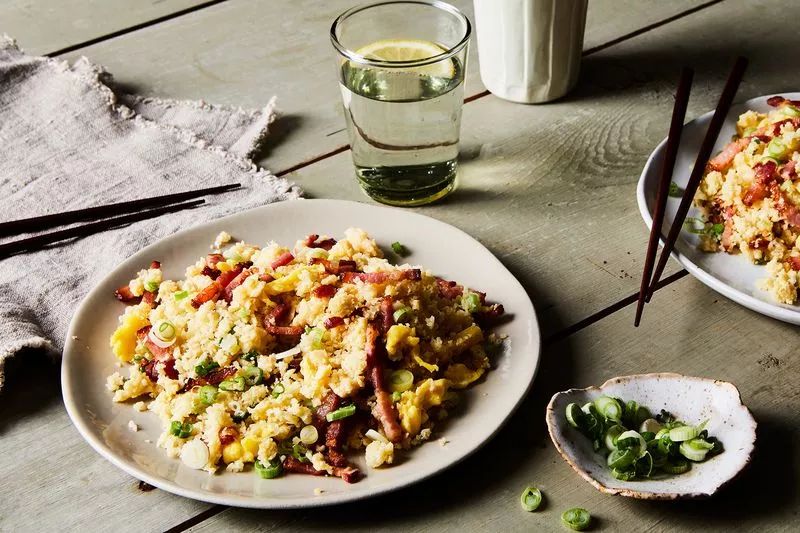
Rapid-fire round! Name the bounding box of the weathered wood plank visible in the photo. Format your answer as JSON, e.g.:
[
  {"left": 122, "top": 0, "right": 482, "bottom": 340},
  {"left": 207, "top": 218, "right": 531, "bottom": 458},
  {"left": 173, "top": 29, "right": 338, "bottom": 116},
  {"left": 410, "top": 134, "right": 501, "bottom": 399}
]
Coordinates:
[
  {"left": 0, "top": 0, "right": 209, "bottom": 56},
  {"left": 59, "top": 0, "right": 709, "bottom": 173},
  {"left": 188, "top": 276, "right": 800, "bottom": 532}
]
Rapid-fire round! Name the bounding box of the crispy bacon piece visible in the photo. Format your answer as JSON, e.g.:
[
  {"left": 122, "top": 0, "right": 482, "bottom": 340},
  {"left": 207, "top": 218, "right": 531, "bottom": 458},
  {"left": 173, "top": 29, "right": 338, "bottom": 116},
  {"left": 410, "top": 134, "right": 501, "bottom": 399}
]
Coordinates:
[
  {"left": 366, "top": 322, "right": 403, "bottom": 443},
  {"left": 768, "top": 118, "right": 800, "bottom": 137},
  {"left": 191, "top": 265, "right": 244, "bottom": 308},
  {"left": 312, "top": 284, "right": 337, "bottom": 298},
  {"left": 271, "top": 252, "right": 294, "bottom": 270},
  {"left": 265, "top": 303, "right": 291, "bottom": 325},
  {"left": 219, "top": 426, "right": 239, "bottom": 446},
  {"left": 222, "top": 268, "right": 251, "bottom": 303},
  {"left": 325, "top": 421, "right": 349, "bottom": 467},
  {"left": 314, "top": 392, "right": 341, "bottom": 430},
  {"left": 475, "top": 303, "right": 505, "bottom": 324},
  {"left": 282, "top": 456, "right": 324, "bottom": 477},
  {"left": 162, "top": 358, "right": 179, "bottom": 380},
  {"left": 266, "top": 324, "right": 304, "bottom": 336},
  {"left": 743, "top": 161, "right": 778, "bottom": 207},
  {"left": 767, "top": 95, "right": 800, "bottom": 108},
  {"left": 781, "top": 160, "right": 797, "bottom": 181},
  {"left": 114, "top": 285, "right": 140, "bottom": 304},
  {"left": 206, "top": 254, "right": 224, "bottom": 268},
  {"left": 205, "top": 366, "right": 237, "bottom": 386},
  {"left": 379, "top": 296, "right": 394, "bottom": 334},
  {"left": 180, "top": 377, "right": 202, "bottom": 393},
  {"left": 136, "top": 326, "right": 171, "bottom": 361},
  {"left": 309, "top": 258, "right": 357, "bottom": 274},
  {"left": 707, "top": 137, "right": 750, "bottom": 173},
  {"left": 149, "top": 260, "right": 161, "bottom": 269},
  {"left": 789, "top": 257, "right": 800, "bottom": 271},
  {"left": 304, "top": 234, "right": 337, "bottom": 250},
  {"left": 332, "top": 465, "right": 362, "bottom": 484},
  {"left": 259, "top": 273, "right": 274, "bottom": 283},
  {"left": 324, "top": 316, "right": 345, "bottom": 329},
  {"left": 436, "top": 278, "right": 463, "bottom": 299},
  {"left": 201, "top": 266, "right": 219, "bottom": 279},
  {"left": 140, "top": 359, "right": 159, "bottom": 382},
  {"left": 141, "top": 291, "right": 157, "bottom": 307},
  {"left": 720, "top": 207, "right": 735, "bottom": 251},
  {"left": 770, "top": 182, "right": 800, "bottom": 227},
  {"left": 341, "top": 269, "right": 421, "bottom": 284}
]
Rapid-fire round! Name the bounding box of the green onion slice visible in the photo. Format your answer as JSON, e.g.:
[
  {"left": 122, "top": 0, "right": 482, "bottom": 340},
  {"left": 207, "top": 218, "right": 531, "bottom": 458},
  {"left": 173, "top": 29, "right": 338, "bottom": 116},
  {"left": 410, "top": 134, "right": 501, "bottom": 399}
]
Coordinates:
[
  {"left": 307, "top": 327, "right": 325, "bottom": 350},
  {"left": 144, "top": 280, "right": 159, "bottom": 292},
  {"left": 326, "top": 404, "right": 356, "bottom": 422},
  {"left": 242, "top": 350, "right": 259, "bottom": 362},
  {"left": 565, "top": 403, "right": 585, "bottom": 429},
  {"left": 607, "top": 448, "right": 637, "bottom": 469},
  {"left": 662, "top": 458, "right": 691, "bottom": 474},
  {"left": 219, "top": 376, "right": 246, "bottom": 392},
  {"left": 241, "top": 366, "right": 263, "bottom": 386},
  {"left": 604, "top": 424, "right": 625, "bottom": 452},
  {"left": 461, "top": 292, "right": 481, "bottom": 313},
  {"left": 155, "top": 321, "right": 176, "bottom": 342},
  {"left": 668, "top": 425, "right": 698, "bottom": 442},
  {"left": 767, "top": 138, "right": 787, "bottom": 158},
  {"left": 519, "top": 486, "right": 542, "bottom": 512},
  {"left": 174, "top": 290, "right": 189, "bottom": 301},
  {"left": 195, "top": 359, "right": 220, "bottom": 377},
  {"left": 388, "top": 369, "right": 414, "bottom": 393},
  {"left": 594, "top": 396, "right": 622, "bottom": 421},
  {"left": 197, "top": 385, "right": 218, "bottom": 406},
  {"left": 391, "top": 241, "right": 409, "bottom": 256},
  {"left": 668, "top": 181, "right": 683, "bottom": 198},
  {"left": 679, "top": 440, "right": 710, "bottom": 462},
  {"left": 271, "top": 382, "right": 285, "bottom": 398},
  {"left": 561, "top": 508, "right": 591, "bottom": 531},
  {"left": 255, "top": 459, "right": 283, "bottom": 479},
  {"left": 169, "top": 421, "right": 193, "bottom": 438},
  {"left": 635, "top": 451, "right": 654, "bottom": 478},
  {"left": 393, "top": 307, "right": 411, "bottom": 323},
  {"left": 391, "top": 391, "right": 402, "bottom": 403},
  {"left": 612, "top": 467, "right": 636, "bottom": 481}
]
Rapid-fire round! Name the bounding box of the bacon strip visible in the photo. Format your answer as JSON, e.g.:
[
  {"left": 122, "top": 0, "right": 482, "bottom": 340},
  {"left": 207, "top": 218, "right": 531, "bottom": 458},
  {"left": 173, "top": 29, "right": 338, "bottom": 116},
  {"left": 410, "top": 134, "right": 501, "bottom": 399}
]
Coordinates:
[
  {"left": 341, "top": 269, "right": 421, "bottom": 284},
  {"left": 191, "top": 265, "right": 244, "bottom": 308},
  {"left": 707, "top": 137, "right": 750, "bottom": 173},
  {"left": 314, "top": 392, "right": 341, "bottom": 431},
  {"left": 282, "top": 456, "right": 324, "bottom": 477},
  {"left": 206, "top": 254, "right": 224, "bottom": 268},
  {"left": 304, "top": 234, "right": 337, "bottom": 250},
  {"left": 222, "top": 268, "right": 251, "bottom": 303},
  {"left": 141, "top": 290, "right": 157, "bottom": 307},
  {"left": 743, "top": 161, "right": 778, "bottom": 207},
  {"left": 205, "top": 366, "right": 237, "bottom": 386},
  {"left": 271, "top": 252, "right": 294, "bottom": 270},
  {"left": 332, "top": 465, "right": 362, "bottom": 484},
  {"left": 219, "top": 426, "right": 238, "bottom": 446},
  {"left": 114, "top": 285, "right": 140, "bottom": 304},
  {"left": 767, "top": 95, "right": 800, "bottom": 108},
  {"left": 379, "top": 296, "right": 394, "bottom": 334},
  {"left": 266, "top": 324, "right": 304, "bottom": 336},
  {"left": 436, "top": 278, "right": 463, "bottom": 299},
  {"left": 770, "top": 182, "right": 800, "bottom": 227},
  {"left": 366, "top": 322, "right": 403, "bottom": 442},
  {"left": 475, "top": 303, "right": 505, "bottom": 324},
  {"left": 310, "top": 258, "right": 357, "bottom": 274},
  {"left": 323, "top": 316, "right": 345, "bottom": 329},
  {"left": 325, "top": 421, "right": 349, "bottom": 468},
  {"left": 768, "top": 118, "right": 800, "bottom": 137},
  {"left": 312, "top": 284, "right": 337, "bottom": 298},
  {"left": 265, "top": 303, "right": 291, "bottom": 325},
  {"left": 789, "top": 257, "right": 800, "bottom": 271},
  {"left": 136, "top": 326, "right": 172, "bottom": 361}
]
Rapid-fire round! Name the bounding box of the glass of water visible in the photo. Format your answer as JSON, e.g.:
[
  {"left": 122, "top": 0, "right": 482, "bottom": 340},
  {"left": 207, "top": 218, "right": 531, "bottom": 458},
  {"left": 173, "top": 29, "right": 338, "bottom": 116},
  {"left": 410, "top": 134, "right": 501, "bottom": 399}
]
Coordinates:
[{"left": 331, "top": 1, "right": 470, "bottom": 206}]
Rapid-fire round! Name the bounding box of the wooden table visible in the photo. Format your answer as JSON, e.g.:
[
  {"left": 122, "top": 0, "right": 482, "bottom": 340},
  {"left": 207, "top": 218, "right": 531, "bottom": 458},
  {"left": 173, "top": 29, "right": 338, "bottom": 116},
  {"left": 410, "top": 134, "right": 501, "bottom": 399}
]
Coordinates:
[{"left": 2, "top": 1, "right": 798, "bottom": 531}]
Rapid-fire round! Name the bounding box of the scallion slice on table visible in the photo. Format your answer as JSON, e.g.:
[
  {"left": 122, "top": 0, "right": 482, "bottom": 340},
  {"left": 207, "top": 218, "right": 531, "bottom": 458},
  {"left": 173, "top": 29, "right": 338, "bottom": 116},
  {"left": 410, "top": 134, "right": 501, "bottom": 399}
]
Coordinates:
[
  {"left": 255, "top": 458, "right": 282, "bottom": 479},
  {"left": 561, "top": 508, "right": 591, "bottom": 531},
  {"left": 391, "top": 241, "right": 409, "bottom": 256},
  {"left": 564, "top": 399, "right": 723, "bottom": 481},
  {"left": 326, "top": 404, "right": 356, "bottom": 422},
  {"left": 519, "top": 486, "right": 542, "bottom": 512}
]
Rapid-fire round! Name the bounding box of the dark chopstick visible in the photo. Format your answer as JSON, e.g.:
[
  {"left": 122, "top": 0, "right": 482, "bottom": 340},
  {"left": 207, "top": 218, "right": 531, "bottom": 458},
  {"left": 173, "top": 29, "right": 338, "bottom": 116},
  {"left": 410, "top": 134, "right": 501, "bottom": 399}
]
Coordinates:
[
  {"left": 0, "top": 183, "right": 240, "bottom": 238},
  {"left": 634, "top": 67, "right": 693, "bottom": 327},
  {"left": 646, "top": 56, "right": 748, "bottom": 302},
  {"left": 0, "top": 199, "right": 205, "bottom": 260}
]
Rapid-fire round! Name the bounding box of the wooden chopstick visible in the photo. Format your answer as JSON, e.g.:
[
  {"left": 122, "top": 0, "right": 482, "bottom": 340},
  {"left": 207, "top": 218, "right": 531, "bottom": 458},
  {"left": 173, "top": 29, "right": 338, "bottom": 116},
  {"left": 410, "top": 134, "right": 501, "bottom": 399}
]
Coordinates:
[
  {"left": 0, "top": 199, "right": 205, "bottom": 260},
  {"left": 0, "top": 183, "right": 240, "bottom": 238},
  {"left": 646, "top": 56, "right": 748, "bottom": 303},
  {"left": 634, "top": 67, "right": 694, "bottom": 327}
]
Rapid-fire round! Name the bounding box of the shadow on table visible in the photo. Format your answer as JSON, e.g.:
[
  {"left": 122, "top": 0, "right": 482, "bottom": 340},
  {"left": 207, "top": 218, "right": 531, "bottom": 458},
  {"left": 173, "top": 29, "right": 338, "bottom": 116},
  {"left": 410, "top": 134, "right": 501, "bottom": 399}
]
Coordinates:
[
  {"left": 255, "top": 113, "right": 305, "bottom": 164},
  {"left": 631, "top": 412, "right": 798, "bottom": 526},
  {"left": 0, "top": 348, "right": 62, "bottom": 435}
]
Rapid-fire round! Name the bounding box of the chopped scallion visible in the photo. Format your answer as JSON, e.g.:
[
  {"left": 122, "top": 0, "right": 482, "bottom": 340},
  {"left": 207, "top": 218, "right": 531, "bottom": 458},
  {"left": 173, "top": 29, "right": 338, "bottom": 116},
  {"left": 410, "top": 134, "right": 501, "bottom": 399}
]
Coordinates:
[
  {"left": 393, "top": 307, "right": 411, "bottom": 323},
  {"left": 255, "top": 458, "right": 282, "bottom": 479},
  {"left": 668, "top": 181, "right": 683, "bottom": 198},
  {"left": 241, "top": 366, "right": 263, "bottom": 386},
  {"left": 326, "top": 404, "right": 356, "bottom": 422},
  {"left": 391, "top": 241, "right": 409, "bottom": 256},
  {"left": 194, "top": 359, "right": 219, "bottom": 377},
  {"left": 197, "top": 385, "right": 218, "bottom": 406},
  {"left": 519, "top": 486, "right": 542, "bottom": 512},
  {"left": 388, "top": 369, "right": 414, "bottom": 393},
  {"left": 173, "top": 290, "right": 189, "bottom": 301},
  {"left": 169, "top": 421, "right": 193, "bottom": 438},
  {"left": 219, "top": 376, "right": 246, "bottom": 392},
  {"left": 561, "top": 508, "right": 591, "bottom": 531},
  {"left": 271, "top": 382, "right": 285, "bottom": 398}
]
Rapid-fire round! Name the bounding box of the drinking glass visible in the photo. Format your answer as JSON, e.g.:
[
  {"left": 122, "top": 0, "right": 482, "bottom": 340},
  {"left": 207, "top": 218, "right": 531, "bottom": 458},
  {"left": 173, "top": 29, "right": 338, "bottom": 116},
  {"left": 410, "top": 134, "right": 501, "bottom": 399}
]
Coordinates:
[{"left": 331, "top": 1, "right": 471, "bottom": 206}]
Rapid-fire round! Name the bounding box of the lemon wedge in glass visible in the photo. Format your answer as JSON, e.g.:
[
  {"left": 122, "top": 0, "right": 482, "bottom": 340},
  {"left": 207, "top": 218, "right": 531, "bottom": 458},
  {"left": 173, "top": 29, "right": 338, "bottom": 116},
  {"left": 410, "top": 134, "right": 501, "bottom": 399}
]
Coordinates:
[{"left": 353, "top": 39, "right": 454, "bottom": 78}]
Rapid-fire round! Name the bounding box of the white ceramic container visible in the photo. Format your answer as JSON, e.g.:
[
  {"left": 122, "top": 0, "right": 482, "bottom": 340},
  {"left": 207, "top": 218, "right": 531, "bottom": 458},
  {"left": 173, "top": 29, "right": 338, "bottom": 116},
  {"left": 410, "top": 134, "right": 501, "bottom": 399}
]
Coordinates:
[{"left": 473, "top": 0, "right": 588, "bottom": 103}]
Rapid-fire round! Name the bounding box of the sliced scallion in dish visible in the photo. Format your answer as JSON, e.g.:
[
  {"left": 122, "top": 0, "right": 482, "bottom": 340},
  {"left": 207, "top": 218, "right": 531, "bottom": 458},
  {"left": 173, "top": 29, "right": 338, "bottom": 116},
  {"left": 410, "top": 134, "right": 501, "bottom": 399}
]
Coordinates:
[
  {"left": 173, "top": 290, "right": 189, "bottom": 301},
  {"left": 564, "top": 398, "right": 723, "bottom": 481},
  {"left": 219, "top": 376, "right": 246, "bottom": 392},
  {"left": 561, "top": 508, "right": 591, "bottom": 531},
  {"left": 271, "top": 382, "right": 285, "bottom": 398},
  {"left": 241, "top": 366, "right": 263, "bottom": 386},
  {"left": 389, "top": 369, "right": 414, "bottom": 393},
  {"left": 519, "top": 486, "right": 542, "bottom": 512},
  {"left": 393, "top": 307, "right": 410, "bottom": 323},
  {"left": 197, "top": 385, "right": 218, "bottom": 406},
  {"left": 169, "top": 421, "right": 193, "bottom": 438},
  {"left": 668, "top": 181, "right": 683, "bottom": 198},
  {"left": 391, "top": 241, "right": 409, "bottom": 256},
  {"left": 194, "top": 359, "right": 219, "bottom": 377}
]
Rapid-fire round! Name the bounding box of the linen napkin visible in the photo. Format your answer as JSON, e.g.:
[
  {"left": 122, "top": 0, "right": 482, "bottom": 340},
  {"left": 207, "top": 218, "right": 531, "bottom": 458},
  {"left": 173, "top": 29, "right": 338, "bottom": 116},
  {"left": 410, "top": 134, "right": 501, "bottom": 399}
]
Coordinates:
[{"left": 0, "top": 37, "right": 302, "bottom": 389}]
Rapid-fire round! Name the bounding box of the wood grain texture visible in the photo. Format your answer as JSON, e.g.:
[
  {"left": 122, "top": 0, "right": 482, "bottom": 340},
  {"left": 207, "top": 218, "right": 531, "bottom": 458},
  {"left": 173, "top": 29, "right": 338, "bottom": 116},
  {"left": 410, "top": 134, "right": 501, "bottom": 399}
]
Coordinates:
[
  {"left": 57, "top": 0, "right": 708, "bottom": 174},
  {"left": 189, "top": 277, "right": 800, "bottom": 532},
  {"left": 0, "top": 0, "right": 209, "bottom": 55}
]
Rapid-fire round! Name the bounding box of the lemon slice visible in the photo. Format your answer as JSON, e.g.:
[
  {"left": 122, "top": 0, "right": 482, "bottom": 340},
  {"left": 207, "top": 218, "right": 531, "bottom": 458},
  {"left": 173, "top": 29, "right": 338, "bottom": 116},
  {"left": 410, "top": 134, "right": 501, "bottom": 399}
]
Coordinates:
[{"left": 354, "top": 39, "right": 454, "bottom": 78}]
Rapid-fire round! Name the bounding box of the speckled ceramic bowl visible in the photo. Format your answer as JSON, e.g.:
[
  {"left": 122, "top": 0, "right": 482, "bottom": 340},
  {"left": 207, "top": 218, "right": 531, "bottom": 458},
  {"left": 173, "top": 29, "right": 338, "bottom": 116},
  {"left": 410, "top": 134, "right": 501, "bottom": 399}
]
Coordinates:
[{"left": 546, "top": 373, "right": 756, "bottom": 500}]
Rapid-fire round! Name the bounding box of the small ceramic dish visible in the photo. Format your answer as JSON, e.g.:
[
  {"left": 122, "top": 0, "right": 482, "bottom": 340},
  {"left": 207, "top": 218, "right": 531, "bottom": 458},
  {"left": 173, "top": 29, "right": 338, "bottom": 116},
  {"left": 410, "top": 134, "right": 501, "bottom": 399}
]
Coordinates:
[{"left": 546, "top": 373, "right": 756, "bottom": 500}]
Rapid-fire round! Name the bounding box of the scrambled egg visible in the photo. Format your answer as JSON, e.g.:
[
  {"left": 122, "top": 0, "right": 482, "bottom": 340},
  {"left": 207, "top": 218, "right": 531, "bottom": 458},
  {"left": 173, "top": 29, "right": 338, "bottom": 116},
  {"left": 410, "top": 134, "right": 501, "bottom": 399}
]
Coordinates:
[
  {"left": 106, "top": 228, "right": 503, "bottom": 480},
  {"left": 695, "top": 100, "right": 800, "bottom": 304}
]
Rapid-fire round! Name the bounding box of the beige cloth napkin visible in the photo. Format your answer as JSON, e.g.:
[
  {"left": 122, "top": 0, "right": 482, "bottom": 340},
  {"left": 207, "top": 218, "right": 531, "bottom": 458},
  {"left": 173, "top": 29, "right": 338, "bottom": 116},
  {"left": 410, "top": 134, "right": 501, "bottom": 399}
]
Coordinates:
[{"left": 0, "top": 36, "right": 302, "bottom": 389}]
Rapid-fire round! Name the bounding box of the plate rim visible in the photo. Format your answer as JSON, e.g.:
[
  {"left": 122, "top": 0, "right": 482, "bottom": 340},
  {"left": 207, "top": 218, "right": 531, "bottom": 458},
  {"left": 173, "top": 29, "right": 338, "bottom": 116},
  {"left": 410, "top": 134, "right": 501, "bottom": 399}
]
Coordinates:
[
  {"left": 636, "top": 92, "right": 800, "bottom": 325},
  {"left": 61, "top": 198, "right": 542, "bottom": 509}
]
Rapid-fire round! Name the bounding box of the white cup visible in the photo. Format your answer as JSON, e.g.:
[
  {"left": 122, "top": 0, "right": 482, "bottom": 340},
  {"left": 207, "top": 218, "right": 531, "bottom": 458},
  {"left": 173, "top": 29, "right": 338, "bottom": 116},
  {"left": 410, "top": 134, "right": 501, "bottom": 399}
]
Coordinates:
[{"left": 473, "top": 0, "right": 588, "bottom": 103}]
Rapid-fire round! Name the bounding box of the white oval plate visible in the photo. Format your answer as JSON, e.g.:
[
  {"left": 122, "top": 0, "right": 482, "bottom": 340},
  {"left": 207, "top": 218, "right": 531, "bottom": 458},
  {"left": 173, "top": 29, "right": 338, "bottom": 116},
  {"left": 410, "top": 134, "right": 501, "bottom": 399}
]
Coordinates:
[
  {"left": 636, "top": 92, "right": 800, "bottom": 325},
  {"left": 62, "top": 199, "right": 540, "bottom": 508}
]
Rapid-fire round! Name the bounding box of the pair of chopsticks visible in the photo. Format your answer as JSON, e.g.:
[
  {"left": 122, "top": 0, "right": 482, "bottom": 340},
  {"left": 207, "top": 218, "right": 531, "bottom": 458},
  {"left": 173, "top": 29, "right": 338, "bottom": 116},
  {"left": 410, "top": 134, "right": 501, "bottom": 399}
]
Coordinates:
[
  {"left": 0, "top": 183, "right": 241, "bottom": 260},
  {"left": 635, "top": 56, "right": 748, "bottom": 327}
]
